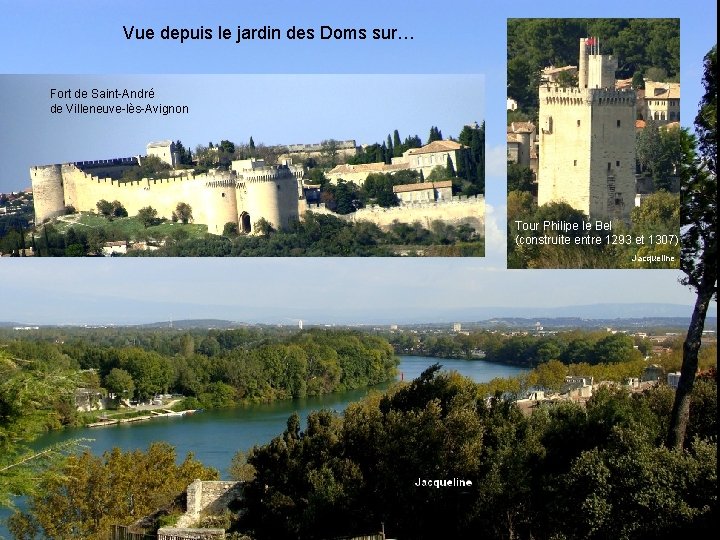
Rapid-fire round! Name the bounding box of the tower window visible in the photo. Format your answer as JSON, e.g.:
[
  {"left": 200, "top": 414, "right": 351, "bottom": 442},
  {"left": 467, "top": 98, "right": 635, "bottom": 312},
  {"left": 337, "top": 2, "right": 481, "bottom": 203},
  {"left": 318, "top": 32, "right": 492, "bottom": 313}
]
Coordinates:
[
  {"left": 616, "top": 161, "right": 620, "bottom": 167},
  {"left": 573, "top": 160, "right": 577, "bottom": 166},
  {"left": 221, "top": 192, "right": 225, "bottom": 198},
  {"left": 577, "top": 120, "right": 581, "bottom": 127},
  {"left": 616, "top": 120, "right": 621, "bottom": 127},
  {"left": 608, "top": 162, "right": 611, "bottom": 170}
]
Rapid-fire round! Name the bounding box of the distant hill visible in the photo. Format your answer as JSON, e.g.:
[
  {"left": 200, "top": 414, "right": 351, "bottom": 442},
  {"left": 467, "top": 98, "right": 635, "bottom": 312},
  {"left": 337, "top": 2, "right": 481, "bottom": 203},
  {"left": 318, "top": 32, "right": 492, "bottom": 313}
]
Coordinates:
[
  {"left": 462, "top": 317, "right": 716, "bottom": 331},
  {"left": 2, "top": 311, "right": 715, "bottom": 333},
  {"left": 135, "top": 319, "right": 246, "bottom": 330},
  {"left": 0, "top": 321, "right": 28, "bottom": 328}
]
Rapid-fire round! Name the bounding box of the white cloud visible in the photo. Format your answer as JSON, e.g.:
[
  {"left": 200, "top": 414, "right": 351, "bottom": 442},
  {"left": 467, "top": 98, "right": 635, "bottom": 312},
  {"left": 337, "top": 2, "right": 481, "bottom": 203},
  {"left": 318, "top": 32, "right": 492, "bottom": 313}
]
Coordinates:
[{"left": 486, "top": 144, "right": 508, "bottom": 178}]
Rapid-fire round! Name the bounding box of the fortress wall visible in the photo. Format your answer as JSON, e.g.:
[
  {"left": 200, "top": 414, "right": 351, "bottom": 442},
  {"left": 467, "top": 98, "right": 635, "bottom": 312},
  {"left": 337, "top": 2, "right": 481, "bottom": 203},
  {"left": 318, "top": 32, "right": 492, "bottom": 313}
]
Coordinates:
[
  {"left": 74, "top": 158, "right": 139, "bottom": 179},
  {"left": 61, "top": 164, "right": 240, "bottom": 225},
  {"left": 538, "top": 93, "right": 593, "bottom": 215},
  {"left": 30, "top": 164, "right": 65, "bottom": 222},
  {"left": 308, "top": 196, "right": 485, "bottom": 234},
  {"left": 61, "top": 164, "right": 80, "bottom": 211}
]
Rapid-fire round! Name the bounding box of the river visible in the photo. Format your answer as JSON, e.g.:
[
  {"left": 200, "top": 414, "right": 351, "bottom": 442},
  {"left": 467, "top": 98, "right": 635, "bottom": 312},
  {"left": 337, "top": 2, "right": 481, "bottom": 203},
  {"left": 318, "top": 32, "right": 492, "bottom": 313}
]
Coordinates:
[{"left": 0, "top": 356, "right": 525, "bottom": 536}]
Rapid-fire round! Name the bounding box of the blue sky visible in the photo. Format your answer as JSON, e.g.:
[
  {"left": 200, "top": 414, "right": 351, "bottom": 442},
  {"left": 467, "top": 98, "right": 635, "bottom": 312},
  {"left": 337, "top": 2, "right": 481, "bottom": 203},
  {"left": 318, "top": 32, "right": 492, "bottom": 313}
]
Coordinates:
[
  {"left": 0, "top": 0, "right": 716, "bottom": 323},
  {"left": 0, "top": 258, "right": 712, "bottom": 325},
  {"left": 0, "top": 74, "right": 483, "bottom": 191}
]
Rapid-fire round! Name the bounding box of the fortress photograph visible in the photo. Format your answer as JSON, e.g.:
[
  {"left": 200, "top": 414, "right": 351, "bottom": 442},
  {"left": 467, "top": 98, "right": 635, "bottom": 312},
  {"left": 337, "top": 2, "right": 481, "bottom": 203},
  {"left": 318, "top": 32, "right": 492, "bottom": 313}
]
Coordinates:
[
  {"left": 0, "top": 74, "right": 485, "bottom": 257},
  {"left": 506, "top": 18, "right": 682, "bottom": 269},
  {"left": 13, "top": 122, "right": 485, "bottom": 257},
  {"left": 31, "top": 142, "right": 306, "bottom": 236}
]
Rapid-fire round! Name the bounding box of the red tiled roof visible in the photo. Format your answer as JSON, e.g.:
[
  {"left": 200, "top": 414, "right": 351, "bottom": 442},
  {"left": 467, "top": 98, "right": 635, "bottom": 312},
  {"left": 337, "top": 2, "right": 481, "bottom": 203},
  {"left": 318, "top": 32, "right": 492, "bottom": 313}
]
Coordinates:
[
  {"left": 406, "top": 140, "right": 464, "bottom": 155},
  {"left": 328, "top": 163, "right": 406, "bottom": 175},
  {"left": 393, "top": 180, "right": 453, "bottom": 193}
]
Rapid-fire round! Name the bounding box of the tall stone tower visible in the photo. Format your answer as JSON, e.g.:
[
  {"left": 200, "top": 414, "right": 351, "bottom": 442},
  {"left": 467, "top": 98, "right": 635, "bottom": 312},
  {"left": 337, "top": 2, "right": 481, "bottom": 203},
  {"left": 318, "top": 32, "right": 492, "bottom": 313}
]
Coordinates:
[
  {"left": 30, "top": 164, "right": 65, "bottom": 222},
  {"left": 537, "top": 37, "right": 636, "bottom": 221}
]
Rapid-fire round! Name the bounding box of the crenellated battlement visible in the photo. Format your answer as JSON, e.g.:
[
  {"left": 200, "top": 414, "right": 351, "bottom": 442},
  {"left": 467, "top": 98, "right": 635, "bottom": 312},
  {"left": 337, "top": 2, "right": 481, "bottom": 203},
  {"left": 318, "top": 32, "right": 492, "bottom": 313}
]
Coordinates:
[
  {"left": 540, "top": 86, "right": 635, "bottom": 108},
  {"left": 74, "top": 157, "right": 139, "bottom": 170},
  {"left": 589, "top": 88, "right": 635, "bottom": 105},
  {"left": 540, "top": 85, "right": 584, "bottom": 96}
]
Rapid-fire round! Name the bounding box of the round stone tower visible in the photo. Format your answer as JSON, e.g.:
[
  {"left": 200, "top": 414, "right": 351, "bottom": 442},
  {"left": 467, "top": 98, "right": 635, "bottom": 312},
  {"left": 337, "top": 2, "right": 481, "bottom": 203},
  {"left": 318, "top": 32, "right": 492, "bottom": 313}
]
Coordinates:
[
  {"left": 201, "top": 171, "right": 239, "bottom": 235},
  {"left": 244, "top": 172, "right": 300, "bottom": 232},
  {"left": 30, "top": 164, "right": 65, "bottom": 223}
]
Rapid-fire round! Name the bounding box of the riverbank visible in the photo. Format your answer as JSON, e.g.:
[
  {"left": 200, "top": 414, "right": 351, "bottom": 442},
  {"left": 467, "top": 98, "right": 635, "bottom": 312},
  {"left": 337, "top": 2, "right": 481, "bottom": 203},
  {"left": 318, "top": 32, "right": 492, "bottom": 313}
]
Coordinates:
[{"left": 87, "top": 409, "right": 199, "bottom": 428}]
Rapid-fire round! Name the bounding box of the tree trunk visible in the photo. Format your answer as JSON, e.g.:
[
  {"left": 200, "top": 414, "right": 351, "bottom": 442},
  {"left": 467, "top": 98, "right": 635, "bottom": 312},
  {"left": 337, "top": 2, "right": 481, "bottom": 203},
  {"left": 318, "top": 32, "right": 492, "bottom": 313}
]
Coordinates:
[{"left": 667, "top": 284, "right": 715, "bottom": 449}]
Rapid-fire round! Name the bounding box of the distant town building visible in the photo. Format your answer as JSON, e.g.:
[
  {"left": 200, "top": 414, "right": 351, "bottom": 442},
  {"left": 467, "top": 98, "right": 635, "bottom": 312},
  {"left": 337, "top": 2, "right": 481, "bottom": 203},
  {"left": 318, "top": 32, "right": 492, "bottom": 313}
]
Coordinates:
[
  {"left": 667, "top": 372, "right": 682, "bottom": 389},
  {"left": 641, "top": 81, "right": 680, "bottom": 125},
  {"left": 282, "top": 139, "right": 358, "bottom": 161},
  {"left": 326, "top": 162, "right": 409, "bottom": 185},
  {"left": 146, "top": 140, "right": 179, "bottom": 168},
  {"left": 507, "top": 121, "right": 537, "bottom": 170},
  {"left": 541, "top": 64, "right": 578, "bottom": 83},
  {"left": 102, "top": 240, "right": 128, "bottom": 256},
  {"left": 327, "top": 139, "right": 469, "bottom": 186},
  {"left": 393, "top": 180, "right": 453, "bottom": 204}
]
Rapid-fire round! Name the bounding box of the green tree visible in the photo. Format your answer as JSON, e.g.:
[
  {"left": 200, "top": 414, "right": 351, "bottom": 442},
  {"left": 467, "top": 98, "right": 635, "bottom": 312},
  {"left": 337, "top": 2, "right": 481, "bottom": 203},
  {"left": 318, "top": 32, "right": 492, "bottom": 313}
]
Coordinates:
[
  {"left": 594, "top": 334, "right": 641, "bottom": 364},
  {"left": 636, "top": 122, "right": 685, "bottom": 191},
  {"left": 137, "top": 206, "right": 158, "bottom": 228},
  {"left": 362, "top": 173, "right": 398, "bottom": 207},
  {"left": 253, "top": 217, "right": 275, "bottom": 236},
  {"left": 0, "top": 351, "right": 80, "bottom": 508},
  {"left": 104, "top": 367, "right": 135, "bottom": 401},
  {"left": 392, "top": 130, "right": 402, "bottom": 156},
  {"left": 223, "top": 221, "right": 239, "bottom": 236},
  {"left": 636, "top": 119, "right": 663, "bottom": 172},
  {"left": 668, "top": 46, "right": 718, "bottom": 449},
  {"left": 117, "top": 349, "right": 173, "bottom": 402},
  {"left": 427, "top": 126, "right": 442, "bottom": 143},
  {"left": 507, "top": 163, "right": 535, "bottom": 192},
  {"left": 173, "top": 140, "right": 192, "bottom": 166},
  {"left": 425, "top": 165, "right": 450, "bottom": 182},
  {"left": 173, "top": 202, "right": 193, "bottom": 224},
  {"left": 96, "top": 199, "right": 113, "bottom": 216},
  {"left": 632, "top": 70, "right": 645, "bottom": 89},
  {"left": 320, "top": 139, "right": 340, "bottom": 167},
  {"left": 13, "top": 443, "right": 218, "bottom": 540},
  {"left": 122, "top": 155, "right": 171, "bottom": 181},
  {"left": 111, "top": 201, "right": 127, "bottom": 218}
]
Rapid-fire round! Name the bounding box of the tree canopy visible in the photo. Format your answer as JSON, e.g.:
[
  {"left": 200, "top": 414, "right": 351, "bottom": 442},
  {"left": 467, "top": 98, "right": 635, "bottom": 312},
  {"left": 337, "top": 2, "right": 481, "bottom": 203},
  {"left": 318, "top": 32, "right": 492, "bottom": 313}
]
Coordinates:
[{"left": 668, "top": 45, "right": 718, "bottom": 449}]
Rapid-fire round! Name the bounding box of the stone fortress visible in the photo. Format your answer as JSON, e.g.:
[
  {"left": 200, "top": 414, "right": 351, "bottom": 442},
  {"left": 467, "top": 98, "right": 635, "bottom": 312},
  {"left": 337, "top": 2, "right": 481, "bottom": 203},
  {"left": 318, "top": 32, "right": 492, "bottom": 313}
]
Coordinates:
[
  {"left": 31, "top": 138, "right": 485, "bottom": 237},
  {"left": 31, "top": 141, "right": 304, "bottom": 235},
  {"left": 537, "top": 37, "right": 637, "bottom": 221}
]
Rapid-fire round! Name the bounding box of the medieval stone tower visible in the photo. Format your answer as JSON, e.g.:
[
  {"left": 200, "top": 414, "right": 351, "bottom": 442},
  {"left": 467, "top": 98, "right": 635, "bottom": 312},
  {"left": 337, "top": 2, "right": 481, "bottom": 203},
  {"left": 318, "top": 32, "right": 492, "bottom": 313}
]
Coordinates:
[{"left": 537, "top": 37, "right": 636, "bottom": 221}]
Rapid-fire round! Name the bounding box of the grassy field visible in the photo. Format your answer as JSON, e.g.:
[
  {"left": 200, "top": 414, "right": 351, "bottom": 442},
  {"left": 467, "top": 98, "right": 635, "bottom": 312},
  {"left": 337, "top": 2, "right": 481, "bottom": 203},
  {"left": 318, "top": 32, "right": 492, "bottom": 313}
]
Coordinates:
[{"left": 52, "top": 212, "right": 208, "bottom": 241}]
